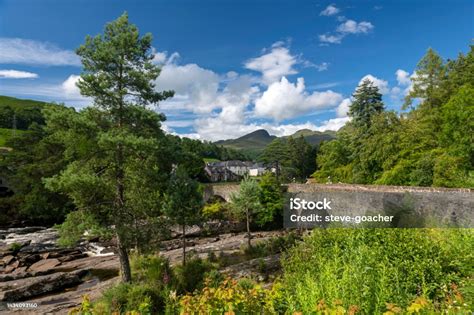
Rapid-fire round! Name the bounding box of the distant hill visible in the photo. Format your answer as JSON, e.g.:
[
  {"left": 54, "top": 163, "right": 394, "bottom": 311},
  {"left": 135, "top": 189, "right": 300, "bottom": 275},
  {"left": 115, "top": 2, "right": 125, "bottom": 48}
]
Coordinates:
[
  {"left": 0, "top": 95, "right": 53, "bottom": 131},
  {"left": 214, "top": 128, "right": 336, "bottom": 156},
  {"left": 0, "top": 95, "right": 50, "bottom": 111},
  {"left": 215, "top": 129, "right": 277, "bottom": 153}
]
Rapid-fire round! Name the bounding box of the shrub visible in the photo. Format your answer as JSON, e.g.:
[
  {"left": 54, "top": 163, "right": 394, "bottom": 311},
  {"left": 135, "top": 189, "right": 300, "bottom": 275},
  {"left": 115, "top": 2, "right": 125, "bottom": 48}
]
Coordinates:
[
  {"left": 89, "top": 254, "right": 173, "bottom": 314},
  {"left": 174, "top": 256, "right": 213, "bottom": 293},
  {"left": 179, "top": 278, "right": 282, "bottom": 314},
  {"left": 130, "top": 254, "right": 173, "bottom": 288},
  {"left": 279, "top": 228, "right": 473, "bottom": 314},
  {"left": 202, "top": 201, "right": 228, "bottom": 220},
  {"left": 244, "top": 232, "right": 300, "bottom": 259}
]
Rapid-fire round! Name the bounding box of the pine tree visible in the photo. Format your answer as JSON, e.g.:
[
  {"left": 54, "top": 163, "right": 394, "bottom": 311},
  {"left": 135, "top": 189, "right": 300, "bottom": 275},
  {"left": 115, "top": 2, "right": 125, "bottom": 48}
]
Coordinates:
[
  {"left": 45, "top": 13, "right": 174, "bottom": 283},
  {"left": 349, "top": 78, "right": 384, "bottom": 128},
  {"left": 404, "top": 48, "right": 446, "bottom": 109}
]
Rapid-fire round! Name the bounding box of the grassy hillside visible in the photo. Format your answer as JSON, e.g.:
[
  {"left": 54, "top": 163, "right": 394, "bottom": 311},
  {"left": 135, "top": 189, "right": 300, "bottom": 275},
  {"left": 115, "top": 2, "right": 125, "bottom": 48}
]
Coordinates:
[{"left": 0, "top": 95, "right": 50, "bottom": 110}]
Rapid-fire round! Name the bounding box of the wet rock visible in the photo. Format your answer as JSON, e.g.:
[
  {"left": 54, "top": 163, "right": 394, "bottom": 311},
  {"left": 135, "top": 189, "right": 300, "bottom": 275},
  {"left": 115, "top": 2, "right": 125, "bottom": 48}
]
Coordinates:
[
  {"left": 0, "top": 270, "right": 87, "bottom": 302},
  {"left": 59, "top": 253, "right": 88, "bottom": 262},
  {"left": 12, "top": 266, "right": 27, "bottom": 274},
  {"left": 18, "top": 253, "right": 41, "bottom": 265},
  {"left": 28, "top": 258, "right": 61, "bottom": 273}
]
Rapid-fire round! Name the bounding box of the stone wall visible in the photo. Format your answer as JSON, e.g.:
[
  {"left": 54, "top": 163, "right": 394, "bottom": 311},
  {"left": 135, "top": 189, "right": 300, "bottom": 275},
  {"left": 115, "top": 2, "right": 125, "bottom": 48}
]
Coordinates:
[
  {"left": 204, "top": 183, "right": 473, "bottom": 228},
  {"left": 285, "top": 184, "right": 473, "bottom": 228}
]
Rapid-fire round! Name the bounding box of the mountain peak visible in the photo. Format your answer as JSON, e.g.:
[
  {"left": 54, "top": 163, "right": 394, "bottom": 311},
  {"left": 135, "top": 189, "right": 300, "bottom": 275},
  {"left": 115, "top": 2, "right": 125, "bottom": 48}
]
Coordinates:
[{"left": 237, "top": 129, "right": 271, "bottom": 140}]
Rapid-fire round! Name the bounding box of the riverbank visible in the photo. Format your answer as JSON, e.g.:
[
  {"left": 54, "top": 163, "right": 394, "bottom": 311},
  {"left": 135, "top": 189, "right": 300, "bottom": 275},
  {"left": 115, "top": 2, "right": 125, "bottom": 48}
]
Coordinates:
[{"left": 0, "top": 226, "right": 286, "bottom": 314}]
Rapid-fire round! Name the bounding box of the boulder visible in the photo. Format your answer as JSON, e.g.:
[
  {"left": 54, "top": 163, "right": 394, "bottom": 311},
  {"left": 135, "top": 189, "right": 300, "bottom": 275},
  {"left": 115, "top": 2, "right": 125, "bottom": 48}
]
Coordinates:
[
  {"left": 28, "top": 258, "right": 61, "bottom": 272},
  {"left": 2, "top": 255, "right": 14, "bottom": 265},
  {"left": 0, "top": 270, "right": 87, "bottom": 302}
]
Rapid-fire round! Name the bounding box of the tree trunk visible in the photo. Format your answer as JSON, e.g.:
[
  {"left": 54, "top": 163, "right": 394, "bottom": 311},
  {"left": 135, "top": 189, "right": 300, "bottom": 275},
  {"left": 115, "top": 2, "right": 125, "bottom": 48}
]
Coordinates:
[
  {"left": 182, "top": 224, "right": 186, "bottom": 266},
  {"left": 116, "top": 232, "right": 132, "bottom": 283},
  {"left": 115, "top": 141, "right": 132, "bottom": 282},
  {"left": 246, "top": 208, "right": 251, "bottom": 248}
]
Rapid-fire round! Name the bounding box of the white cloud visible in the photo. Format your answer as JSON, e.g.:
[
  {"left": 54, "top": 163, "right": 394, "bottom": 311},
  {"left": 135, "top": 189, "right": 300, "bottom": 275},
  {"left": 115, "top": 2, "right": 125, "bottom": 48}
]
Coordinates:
[
  {"left": 193, "top": 114, "right": 350, "bottom": 141},
  {"left": 336, "top": 20, "right": 374, "bottom": 34},
  {"left": 309, "top": 62, "right": 329, "bottom": 72},
  {"left": 319, "top": 34, "right": 344, "bottom": 44},
  {"left": 151, "top": 48, "right": 168, "bottom": 64},
  {"left": 254, "top": 77, "right": 343, "bottom": 121},
  {"left": 244, "top": 44, "right": 298, "bottom": 84},
  {"left": 61, "top": 75, "right": 82, "bottom": 96},
  {"left": 395, "top": 69, "right": 411, "bottom": 86},
  {"left": 319, "top": 19, "right": 374, "bottom": 45},
  {"left": 155, "top": 62, "right": 220, "bottom": 113},
  {"left": 336, "top": 98, "right": 352, "bottom": 117},
  {"left": 0, "top": 38, "right": 80, "bottom": 66},
  {"left": 60, "top": 75, "right": 91, "bottom": 108},
  {"left": 320, "top": 4, "right": 340, "bottom": 16},
  {"left": 359, "top": 74, "right": 389, "bottom": 94},
  {"left": 0, "top": 69, "right": 38, "bottom": 79}
]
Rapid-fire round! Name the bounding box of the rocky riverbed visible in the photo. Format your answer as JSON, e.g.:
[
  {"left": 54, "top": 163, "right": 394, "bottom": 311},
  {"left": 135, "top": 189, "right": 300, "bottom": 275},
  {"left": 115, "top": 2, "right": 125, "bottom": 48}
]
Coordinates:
[{"left": 0, "top": 226, "right": 286, "bottom": 314}]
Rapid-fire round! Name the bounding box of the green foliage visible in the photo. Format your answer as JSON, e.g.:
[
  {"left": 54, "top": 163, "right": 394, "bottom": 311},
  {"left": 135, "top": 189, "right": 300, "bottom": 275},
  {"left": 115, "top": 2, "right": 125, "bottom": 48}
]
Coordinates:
[
  {"left": 56, "top": 210, "right": 111, "bottom": 247},
  {"left": 258, "top": 172, "right": 283, "bottom": 227},
  {"left": 169, "top": 134, "right": 251, "bottom": 165},
  {"left": 179, "top": 278, "right": 283, "bottom": 314},
  {"left": 0, "top": 95, "right": 48, "bottom": 130},
  {"left": 202, "top": 200, "right": 229, "bottom": 220},
  {"left": 279, "top": 228, "right": 474, "bottom": 313},
  {"left": 163, "top": 167, "right": 203, "bottom": 229},
  {"left": 174, "top": 256, "right": 214, "bottom": 293},
  {"left": 44, "top": 13, "right": 175, "bottom": 282},
  {"left": 8, "top": 242, "right": 22, "bottom": 253},
  {"left": 91, "top": 254, "right": 173, "bottom": 314},
  {"left": 314, "top": 44, "right": 474, "bottom": 188},
  {"left": 260, "top": 135, "right": 317, "bottom": 182},
  {"left": 404, "top": 47, "right": 446, "bottom": 109},
  {"left": 243, "top": 232, "right": 299, "bottom": 259},
  {"left": 0, "top": 115, "right": 74, "bottom": 225},
  {"left": 349, "top": 78, "right": 384, "bottom": 128},
  {"left": 0, "top": 128, "right": 26, "bottom": 147}
]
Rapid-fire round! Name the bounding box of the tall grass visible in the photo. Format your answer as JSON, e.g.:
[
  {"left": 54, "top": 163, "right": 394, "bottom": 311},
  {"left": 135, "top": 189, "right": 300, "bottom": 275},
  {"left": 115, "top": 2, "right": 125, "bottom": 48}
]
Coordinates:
[{"left": 280, "top": 228, "right": 473, "bottom": 313}]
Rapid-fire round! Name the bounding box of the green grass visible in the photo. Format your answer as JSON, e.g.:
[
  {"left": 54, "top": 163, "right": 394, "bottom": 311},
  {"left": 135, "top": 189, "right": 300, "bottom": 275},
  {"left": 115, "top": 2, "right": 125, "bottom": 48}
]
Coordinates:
[{"left": 0, "top": 95, "right": 50, "bottom": 111}]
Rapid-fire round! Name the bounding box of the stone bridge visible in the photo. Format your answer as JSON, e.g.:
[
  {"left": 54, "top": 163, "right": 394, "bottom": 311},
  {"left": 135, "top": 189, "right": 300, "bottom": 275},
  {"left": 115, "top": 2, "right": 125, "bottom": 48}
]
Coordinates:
[{"left": 203, "top": 183, "right": 474, "bottom": 228}]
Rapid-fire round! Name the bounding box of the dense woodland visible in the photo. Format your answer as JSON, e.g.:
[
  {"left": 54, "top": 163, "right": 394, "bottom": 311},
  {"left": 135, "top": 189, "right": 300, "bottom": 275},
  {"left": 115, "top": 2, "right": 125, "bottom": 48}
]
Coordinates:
[
  {"left": 313, "top": 46, "right": 474, "bottom": 188},
  {"left": 0, "top": 13, "right": 472, "bottom": 314}
]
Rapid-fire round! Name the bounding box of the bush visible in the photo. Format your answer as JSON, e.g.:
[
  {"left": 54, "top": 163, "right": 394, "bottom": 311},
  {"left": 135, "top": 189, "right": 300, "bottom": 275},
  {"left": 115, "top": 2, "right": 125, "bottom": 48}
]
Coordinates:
[
  {"left": 174, "top": 256, "right": 214, "bottom": 293},
  {"left": 202, "top": 201, "right": 229, "bottom": 220},
  {"left": 279, "top": 228, "right": 473, "bottom": 314},
  {"left": 179, "top": 278, "right": 282, "bottom": 314},
  {"left": 88, "top": 254, "right": 173, "bottom": 314},
  {"left": 130, "top": 254, "right": 173, "bottom": 288},
  {"left": 244, "top": 232, "right": 300, "bottom": 259}
]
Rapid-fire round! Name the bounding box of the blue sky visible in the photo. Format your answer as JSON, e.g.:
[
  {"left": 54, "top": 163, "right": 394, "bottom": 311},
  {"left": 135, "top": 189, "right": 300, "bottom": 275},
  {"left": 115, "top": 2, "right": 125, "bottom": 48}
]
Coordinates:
[{"left": 0, "top": 0, "right": 473, "bottom": 140}]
